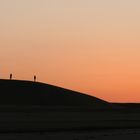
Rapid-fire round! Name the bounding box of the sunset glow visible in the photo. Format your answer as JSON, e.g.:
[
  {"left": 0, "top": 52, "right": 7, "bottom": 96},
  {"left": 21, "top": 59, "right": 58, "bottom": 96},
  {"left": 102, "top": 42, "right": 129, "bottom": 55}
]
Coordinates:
[{"left": 1, "top": 0, "right": 140, "bottom": 102}]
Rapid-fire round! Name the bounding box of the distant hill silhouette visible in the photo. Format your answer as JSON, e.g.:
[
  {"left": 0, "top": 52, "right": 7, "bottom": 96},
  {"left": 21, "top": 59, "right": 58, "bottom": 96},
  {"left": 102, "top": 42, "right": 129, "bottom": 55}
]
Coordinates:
[
  {"left": 1, "top": 79, "right": 140, "bottom": 133},
  {"left": 0, "top": 79, "right": 111, "bottom": 109}
]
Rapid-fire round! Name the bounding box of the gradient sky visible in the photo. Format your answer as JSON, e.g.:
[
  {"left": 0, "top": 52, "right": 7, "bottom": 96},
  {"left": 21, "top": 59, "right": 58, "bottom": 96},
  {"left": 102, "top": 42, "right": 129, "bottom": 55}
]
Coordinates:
[{"left": 1, "top": 0, "right": 140, "bottom": 102}]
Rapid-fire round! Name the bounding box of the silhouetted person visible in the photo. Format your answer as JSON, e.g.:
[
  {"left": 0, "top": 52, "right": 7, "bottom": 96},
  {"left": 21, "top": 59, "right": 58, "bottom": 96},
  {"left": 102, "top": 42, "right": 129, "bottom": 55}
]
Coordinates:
[
  {"left": 34, "top": 75, "right": 36, "bottom": 82},
  {"left": 10, "top": 74, "right": 12, "bottom": 80}
]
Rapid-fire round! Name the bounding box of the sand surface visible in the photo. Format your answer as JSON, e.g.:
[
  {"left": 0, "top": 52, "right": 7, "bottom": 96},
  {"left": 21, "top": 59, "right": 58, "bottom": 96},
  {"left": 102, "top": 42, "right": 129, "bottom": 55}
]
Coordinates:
[{"left": 0, "top": 129, "right": 140, "bottom": 140}]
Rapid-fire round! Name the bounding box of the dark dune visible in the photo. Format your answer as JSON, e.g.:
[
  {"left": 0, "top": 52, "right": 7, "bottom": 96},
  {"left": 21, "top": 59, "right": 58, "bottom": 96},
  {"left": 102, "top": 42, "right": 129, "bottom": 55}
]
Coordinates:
[
  {"left": 0, "top": 79, "right": 140, "bottom": 135},
  {"left": 0, "top": 79, "right": 111, "bottom": 108},
  {"left": 113, "top": 103, "right": 140, "bottom": 109}
]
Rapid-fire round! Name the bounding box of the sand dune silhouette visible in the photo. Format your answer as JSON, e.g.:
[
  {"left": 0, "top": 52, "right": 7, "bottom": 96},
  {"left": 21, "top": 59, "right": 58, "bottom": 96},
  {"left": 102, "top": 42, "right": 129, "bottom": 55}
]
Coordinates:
[
  {"left": 0, "top": 79, "right": 140, "bottom": 137},
  {"left": 0, "top": 79, "right": 111, "bottom": 109}
]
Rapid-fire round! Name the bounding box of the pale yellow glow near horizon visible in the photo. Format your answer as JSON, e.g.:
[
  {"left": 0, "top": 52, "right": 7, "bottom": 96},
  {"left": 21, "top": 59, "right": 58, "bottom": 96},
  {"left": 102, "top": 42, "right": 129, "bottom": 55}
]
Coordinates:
[{"left": 1, "top": 0, "right": 140, "bottom": 102}]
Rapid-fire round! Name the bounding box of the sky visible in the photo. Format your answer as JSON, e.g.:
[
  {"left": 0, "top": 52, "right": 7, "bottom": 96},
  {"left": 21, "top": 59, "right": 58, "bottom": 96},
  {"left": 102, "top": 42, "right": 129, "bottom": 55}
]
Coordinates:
[{"left": 0, "top": 0, "right": 140, "bottom": 102}]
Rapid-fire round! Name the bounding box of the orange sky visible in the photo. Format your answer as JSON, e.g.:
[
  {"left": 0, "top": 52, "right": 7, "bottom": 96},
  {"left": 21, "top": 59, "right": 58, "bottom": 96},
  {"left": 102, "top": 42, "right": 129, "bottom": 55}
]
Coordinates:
[{"left": 1, "top": 0, "right": 140, "bottom": 102}]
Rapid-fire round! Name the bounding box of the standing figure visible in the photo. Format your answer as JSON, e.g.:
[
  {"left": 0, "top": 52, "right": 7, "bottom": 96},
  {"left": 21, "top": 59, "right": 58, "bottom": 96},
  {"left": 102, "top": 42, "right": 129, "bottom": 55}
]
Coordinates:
[
  {"left": 10, "top": 73, "right": 12, "bottom": 80},
  {"left": 34, "top": 75, "right": 36, "bottom": 82}
]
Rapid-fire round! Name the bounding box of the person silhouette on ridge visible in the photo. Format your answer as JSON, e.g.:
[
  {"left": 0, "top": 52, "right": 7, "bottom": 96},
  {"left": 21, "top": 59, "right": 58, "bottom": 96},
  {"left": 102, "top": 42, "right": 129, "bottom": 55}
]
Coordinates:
[
  {"left": 10, "top": 73, "right": 12, "bottom": 80},
  {"left": 34, "top": 75, "right": 36, "bottom": 82}
]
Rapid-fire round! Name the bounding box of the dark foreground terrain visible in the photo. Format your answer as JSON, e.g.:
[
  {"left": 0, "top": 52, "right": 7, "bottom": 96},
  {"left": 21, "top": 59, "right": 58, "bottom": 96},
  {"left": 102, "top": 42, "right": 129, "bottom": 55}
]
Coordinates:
[
  {"left": 0, "top": 79, "right": 140, "bottom": 139},
  {"left": 0, "top": 129, "right": 140, "bottom": 140}
]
